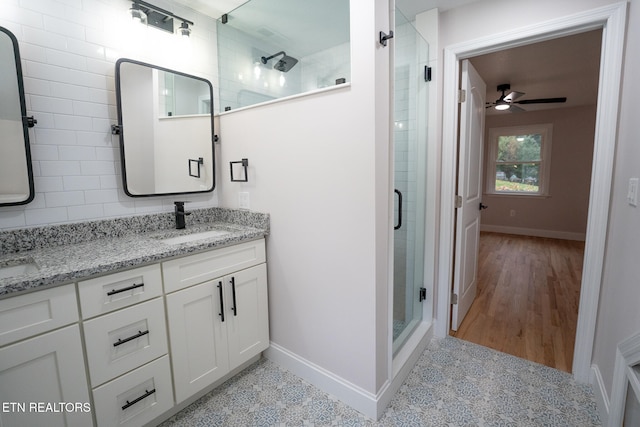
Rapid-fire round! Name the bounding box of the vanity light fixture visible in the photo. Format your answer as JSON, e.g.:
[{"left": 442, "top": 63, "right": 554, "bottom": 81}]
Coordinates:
[{"left": 129, "top": 0, "right": 194, "bottom": 37}]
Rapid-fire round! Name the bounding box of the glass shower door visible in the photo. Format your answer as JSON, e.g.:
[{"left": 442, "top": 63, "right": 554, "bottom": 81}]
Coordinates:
[{"left": 392, "top": 8, "right": 429, "bottom": 355}]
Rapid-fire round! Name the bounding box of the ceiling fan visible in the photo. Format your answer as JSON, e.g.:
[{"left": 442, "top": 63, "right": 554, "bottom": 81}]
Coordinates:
[{"left": 486, "top": 83, "right": 567, "bottom": 112}]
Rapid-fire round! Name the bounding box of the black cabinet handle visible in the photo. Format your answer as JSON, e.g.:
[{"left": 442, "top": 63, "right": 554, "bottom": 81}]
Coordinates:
[
  {"left": 122, "top": 388, "right": 156, "bottom": 410},
  {"left": 113, "top": 330, "right": 149, "bottom": 347},
  {"left": 394, "top": 189, "right": 403, "bottom": 230},
  {"left": 218, "top": 281, "right": 225, "bottom": 322},
  {"left": 107, "top": 282, "right": 144, "bottom": 296},
  {"left": 230, "top": 277, "right": 237, "bottom": 316}
]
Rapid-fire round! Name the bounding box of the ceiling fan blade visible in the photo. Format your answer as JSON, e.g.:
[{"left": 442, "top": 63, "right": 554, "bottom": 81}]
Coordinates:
[
  {"left": 514, "top": 97, "right": 567, "bottom": 104},
  {"left": 508, "top": 105, "right": 526, "bottom": 113},
  {"left": 504, "top": 91, "right": 525, "bottom": 102}
]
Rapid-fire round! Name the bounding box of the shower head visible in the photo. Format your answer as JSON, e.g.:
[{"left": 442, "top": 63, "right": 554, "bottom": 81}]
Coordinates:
[{"left": 260, "top": 51, "right": 298, "bottom": 72}]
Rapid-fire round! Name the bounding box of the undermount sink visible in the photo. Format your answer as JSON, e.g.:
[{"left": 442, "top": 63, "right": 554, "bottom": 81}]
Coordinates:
[
  {"left": 157, "top": 229, "right": 230, "bottom": 245},
  {"left": 0, "top": 259, "right": 39, "bottom": 279}
]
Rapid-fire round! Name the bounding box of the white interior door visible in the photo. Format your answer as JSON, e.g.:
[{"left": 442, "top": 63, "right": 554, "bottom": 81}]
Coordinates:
[{"left": 451, "top": 59, "right": 486, "bottom": 331}]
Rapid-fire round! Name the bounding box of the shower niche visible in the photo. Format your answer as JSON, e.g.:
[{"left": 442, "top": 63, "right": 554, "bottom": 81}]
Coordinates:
[{"left": 216, "top": 0, "right": 351, "bottom": 110}]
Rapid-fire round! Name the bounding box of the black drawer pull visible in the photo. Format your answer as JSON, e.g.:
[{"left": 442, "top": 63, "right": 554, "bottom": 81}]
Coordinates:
[
  {"left": 122, "top": 388, "right": 156, "bottom": 410},
  {"left": 218, "top": 281, "right": 225, "bottom": 322},
  {"left": 230, "top": 277, "right": 237, "bottom": 316},
  {"left": 113, "top": 330, "right": 149, "bottom": 347},
  {"left": 107, "top": 282, "right": 144, "bottom": 296}
]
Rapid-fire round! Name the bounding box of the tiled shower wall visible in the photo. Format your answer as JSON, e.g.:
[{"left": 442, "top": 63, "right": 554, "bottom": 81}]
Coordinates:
[{"left": 0, "top": 0, "right": 220, "bottom": 231}]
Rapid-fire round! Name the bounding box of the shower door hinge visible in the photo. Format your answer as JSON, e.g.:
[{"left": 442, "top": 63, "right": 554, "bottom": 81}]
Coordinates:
[
  {"left": 424, "top": 66, "right": 432, "bottom": 82},
  {"left": 419, "top": 287, "right": 427, "bottom": 302},
  {"left": 458, "top": 89, "right": 466, "bottom": 103},
  {"left": 379, "top": 30, "right": 394, "bottom": 47},
  {"left": 451, "top": 292, "right": 458, "bottom": 305},
  {"left": 455, "top": 195, "right": 463, "bottom": 209}
]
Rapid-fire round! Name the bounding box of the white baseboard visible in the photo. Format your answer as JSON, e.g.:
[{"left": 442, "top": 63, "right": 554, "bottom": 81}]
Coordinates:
[
  {"left": 591, "top": 364, "right": 610, "bottom": 426},
  {"left": 264, "top": 343, "right": 379, "bottom": 419},
  {"left": 264, "top": 322, "right": 433, "bottom": 420},
  {"left": 480, "top": 224, "right": 586, "bottom": 241}
]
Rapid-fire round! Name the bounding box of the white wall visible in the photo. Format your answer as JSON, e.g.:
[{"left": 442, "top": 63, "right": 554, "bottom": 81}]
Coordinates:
[
  {"left": 217, "top": 0, "right": 391, "bottom": 404},
  {"left": 592, "top": 0, "right": 640, "bottom": 403},
  {"left": 0, "top": 0, "right": 219, "bottom": 230}
]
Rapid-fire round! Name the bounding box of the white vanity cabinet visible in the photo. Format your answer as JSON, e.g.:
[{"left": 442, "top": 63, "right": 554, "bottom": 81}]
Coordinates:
[
  {"left": 0, "top": 284, "right": 92, "bottom": 427},
  {"left": 163, "top": 239, "right": 269, "bottom": 403},
  {"left": 0, "top": 236, "right": 269, "bottom": 427}
]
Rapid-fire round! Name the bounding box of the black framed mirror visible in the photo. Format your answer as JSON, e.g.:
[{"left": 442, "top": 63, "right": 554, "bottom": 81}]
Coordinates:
[
  {"left": 114, "top": 58, "right": 215, "bottom": 197},
  {"left": 0, "top": 26, "right": 35, "bottom": 206}
]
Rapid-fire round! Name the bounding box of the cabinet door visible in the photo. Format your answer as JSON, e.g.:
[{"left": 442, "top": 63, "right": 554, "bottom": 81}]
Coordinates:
[
  {"left": 166, "top": 280, "right": 230, "bottom": 403},
  {"left": 225, "top": 263, "right": 269, "bottom": 369},
  {"left": 0, "top": 325, "right": 92, "bottom": 427}
]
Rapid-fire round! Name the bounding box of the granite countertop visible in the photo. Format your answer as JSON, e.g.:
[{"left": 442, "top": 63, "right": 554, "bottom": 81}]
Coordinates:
[{"left": 0, "top": 208, "right": 269, "bottom": 298}]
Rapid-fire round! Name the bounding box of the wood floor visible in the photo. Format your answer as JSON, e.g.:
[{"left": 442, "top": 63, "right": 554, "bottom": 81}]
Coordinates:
[{"left": 450, "top": 232, "right": 585, "bottom": 372}]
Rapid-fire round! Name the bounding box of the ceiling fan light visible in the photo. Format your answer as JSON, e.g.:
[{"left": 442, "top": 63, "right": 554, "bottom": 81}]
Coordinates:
[{"left": 495, "top": 102, "right": 510, "bottom": 111}]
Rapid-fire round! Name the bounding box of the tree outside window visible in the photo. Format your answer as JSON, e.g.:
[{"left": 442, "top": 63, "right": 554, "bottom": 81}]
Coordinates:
[{"left": 487, "top": 124, "right": 552, "bottom": 196}]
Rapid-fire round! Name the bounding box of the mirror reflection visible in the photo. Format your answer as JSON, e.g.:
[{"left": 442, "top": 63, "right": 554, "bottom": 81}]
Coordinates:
[
  {"left": 115, "top": 59, "right": 215, "bottom": 197},
  {"left": 0, "top": 26, "right": 35, "bottom": 206}
]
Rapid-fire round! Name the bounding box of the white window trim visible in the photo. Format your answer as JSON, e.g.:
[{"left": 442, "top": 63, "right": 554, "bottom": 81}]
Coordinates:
[{"left": 486, "top": 123, "right": 553, "bottom": 197}]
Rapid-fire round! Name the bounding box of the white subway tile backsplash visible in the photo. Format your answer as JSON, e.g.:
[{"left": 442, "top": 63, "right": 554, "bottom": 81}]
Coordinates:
[
  {"left": 76, "top": 131, "right": 110, "bottom": 146},
  {"left": 1, "top": 4, "right": 43, "bottom": 29},
  {"left": 80, "top": 160, "right": 115, "bottom": 176},
  {"left": 50, "top": 82, "right": 91, "bottom": 101},
  {"left": 45, "top": 49, "right": 88, "bottom": 71},
  {"left": 34, "top": 176, "right": 64, "bottom": 192},
  {"left": 30, "top": 144, "right": 59, "bottom": 161},
  {"left": 0, "top": 211, "right": 27, "bottom": 228},
  {"left": 40, "top": 160, "right": 81, "bottom": 176},
  {"left": 72, "top": 100, "right": 110, "bottom": 118},
  {"left": 19, "top": 43, "right": 47, "bottom": 62},
  {"left": 66, "top": 38, "right": 105, "bottom": 60},
  {"left": 95, "top": 147, "right": 118, "bottom": 161},
  {"left": 34, "top": 128, "right": 77, "bottom": 145},
  {"left": 25, "top": 207, "right": 68, "bottom": 226},
  {"left": 22, "top": 26, "right": 67, "bottom": 50},
  {"left": 43, "top": 15, "right": 85, "bottom": 40},
  {"left": 23, "top": 77, "right": 51, "bottom": 96},
  {"left": 58, "top": 145, "right": 95, "bottom": 160},
  {"left": 67, "top": 203, "right": 104, "bottom": 221},
  {"left": 63, "top": 176, "right": 101, "bottom": 191},
  {"left": 30, "top": 94, "right": 74, "bottom": 114},
  {"left": 84, "top": 189, "right": 119, "bottom": 204},
  {"left": 100, "top": 175, "right": 119, "bottom": 189},
  {"left": 103, "top": 201, "right": 136, "bottom": 217},
  {"left": 53, "top": 113, "right": 93, "bottom": 131},
  {"left": 45, "top": 191, "right": 85, "bottom": 207}
]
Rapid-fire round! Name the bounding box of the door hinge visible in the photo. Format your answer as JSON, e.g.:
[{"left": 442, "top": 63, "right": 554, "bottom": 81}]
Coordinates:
[
  {"left": 419, "top": 287, "right": 427, "bottom": 302},
  {"left": 451, "top": 292, "right": 458, "bottom": 305},
  {"left": 455, "top": 195, "right": 463, "bottom": 209},
  {"left": 458, "top": 89, "right": 466, "bottom": 103},
  {"left": 424, "top": 66, "right": 432, "bottom": 82}
]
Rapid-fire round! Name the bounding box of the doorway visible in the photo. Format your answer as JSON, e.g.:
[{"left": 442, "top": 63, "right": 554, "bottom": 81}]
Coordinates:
[
  {"left": 448, "top": 30, "right": 601, "bottom": 371},
  {"left": 436, "top": 3, "right": 627, "bottom": 383}
]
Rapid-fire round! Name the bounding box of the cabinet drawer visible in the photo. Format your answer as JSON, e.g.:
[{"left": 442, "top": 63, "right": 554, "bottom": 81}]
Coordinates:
[
  {"left": 92, "top": 355, "right": 173, "bottom": 427},
  {"left": 83, "top": 298, "right": 168, "bottom": 387},
  {"left": 78, "top": 264, "right": 162, "bottom": 319},
  {"left": 0, "top": 283, "right": 78, "bottom": 347},
  {"left": 163, "top": 239, "right": 266, "bottom": 293}
]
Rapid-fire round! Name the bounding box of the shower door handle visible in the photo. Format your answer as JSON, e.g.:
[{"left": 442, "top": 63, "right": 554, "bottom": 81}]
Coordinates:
[{"left": 394, "top": 189, "right": 403, "bottom": 230}]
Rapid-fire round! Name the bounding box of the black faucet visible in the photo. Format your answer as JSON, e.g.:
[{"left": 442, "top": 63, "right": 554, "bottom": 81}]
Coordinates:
[{"left": 174, "top": 201, "right": 191, "bottom": 229}]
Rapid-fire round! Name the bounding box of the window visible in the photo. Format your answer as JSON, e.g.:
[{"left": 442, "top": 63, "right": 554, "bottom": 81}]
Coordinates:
[{"left": 486, "top": 124, "right": 553, "bottom": 196}]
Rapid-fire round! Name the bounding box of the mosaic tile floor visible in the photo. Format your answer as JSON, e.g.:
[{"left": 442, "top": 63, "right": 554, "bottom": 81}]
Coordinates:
[{"left": 159, "top": 337, "right": 600, "bottom": 426}]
